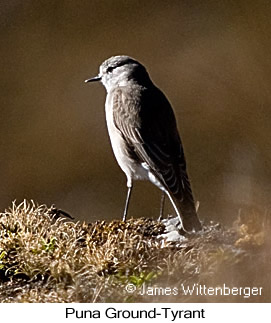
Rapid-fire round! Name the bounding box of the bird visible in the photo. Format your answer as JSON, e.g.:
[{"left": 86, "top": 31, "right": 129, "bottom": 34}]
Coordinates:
[{"left": 85, "top": 55, "right": 201, "bottom": 232}]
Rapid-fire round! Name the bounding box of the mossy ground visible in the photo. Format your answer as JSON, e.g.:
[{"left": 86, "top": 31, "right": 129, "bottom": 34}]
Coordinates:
[{"left": 0, "top": 201, "right": 270, "bottom": 302}]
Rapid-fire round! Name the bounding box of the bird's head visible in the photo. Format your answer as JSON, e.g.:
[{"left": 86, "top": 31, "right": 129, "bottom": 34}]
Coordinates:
[{"left": 85, "top": 55, "right": 151, "bottom": 91}]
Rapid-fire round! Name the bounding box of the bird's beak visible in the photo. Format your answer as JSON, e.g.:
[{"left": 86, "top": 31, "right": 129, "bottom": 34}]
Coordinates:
[{"left": 84, "top": 75, "right": 102, "bottom": 83}]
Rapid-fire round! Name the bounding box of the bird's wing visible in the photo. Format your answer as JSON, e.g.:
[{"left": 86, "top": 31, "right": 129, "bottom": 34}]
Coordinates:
[
  {"left": 112, "top": 85, "right": 202, "bottom": 231},
  {"left": 112, "top": 86, "right": 194, "bottom": 203}
]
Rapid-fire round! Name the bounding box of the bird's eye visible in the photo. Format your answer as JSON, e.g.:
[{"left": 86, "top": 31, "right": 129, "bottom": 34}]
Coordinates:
[{"left": 107, "top": 66, "right": 114, "bottom": 73}]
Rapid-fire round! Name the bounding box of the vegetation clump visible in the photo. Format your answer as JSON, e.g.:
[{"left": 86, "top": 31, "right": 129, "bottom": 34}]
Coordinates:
[{"left": 0, "top": 201, "right": 269, "bottom": 302}]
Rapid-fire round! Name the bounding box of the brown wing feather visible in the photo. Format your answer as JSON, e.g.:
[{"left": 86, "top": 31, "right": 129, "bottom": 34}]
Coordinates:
[{"left": 112, "top": 85, "right": 201, "bottom": 231}]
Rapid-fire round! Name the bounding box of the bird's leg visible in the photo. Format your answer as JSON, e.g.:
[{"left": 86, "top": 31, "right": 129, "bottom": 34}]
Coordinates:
[
  {"left": 165, "top": 190, "right": 184, "bottom": 229},
  {"left": 123, "top": 184, "right": 133, "bottom": 221},
  {"left": 158, "top": 191, "right": 165, "bottom": 221}
]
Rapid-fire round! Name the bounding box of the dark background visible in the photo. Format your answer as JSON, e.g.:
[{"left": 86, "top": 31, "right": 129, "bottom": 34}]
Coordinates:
[{"left": 1, "top": 0, "right": 270, "bottom": 224}]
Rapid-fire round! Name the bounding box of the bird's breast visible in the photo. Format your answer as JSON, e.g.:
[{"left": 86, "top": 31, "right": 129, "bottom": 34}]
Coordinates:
[{"left": 105, "top": 94, "right": 148, "bottom": 182}]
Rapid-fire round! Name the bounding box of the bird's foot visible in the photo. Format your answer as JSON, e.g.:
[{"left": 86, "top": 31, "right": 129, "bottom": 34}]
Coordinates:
[{"left": 158, "top": 215, "right": 188, "bottom": 244}]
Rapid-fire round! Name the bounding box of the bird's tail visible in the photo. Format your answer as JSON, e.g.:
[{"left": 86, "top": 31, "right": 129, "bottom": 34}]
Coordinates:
[{"left": 166, "top": 191, "right": 202, "bottom": 232}]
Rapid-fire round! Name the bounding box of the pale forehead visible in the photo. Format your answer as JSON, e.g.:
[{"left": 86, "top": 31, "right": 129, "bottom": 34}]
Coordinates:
[{"left": 99, "top": 55, "right": 139, "bottom": 73}]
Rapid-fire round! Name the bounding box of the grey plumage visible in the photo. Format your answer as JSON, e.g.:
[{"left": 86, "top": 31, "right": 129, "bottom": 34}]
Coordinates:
[{"left": 85, "top": 55, "right": 201, "bottom": 232}]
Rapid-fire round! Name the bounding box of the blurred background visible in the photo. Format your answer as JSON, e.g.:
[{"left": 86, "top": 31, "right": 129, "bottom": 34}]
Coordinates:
[{"left": 0, "top": 0, "right": 270, "bottom": 224}]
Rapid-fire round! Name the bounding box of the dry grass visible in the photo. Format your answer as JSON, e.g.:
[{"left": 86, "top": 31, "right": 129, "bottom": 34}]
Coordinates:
[{"left": 0, "top": 200, "right": 270, "bottom": 303}]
